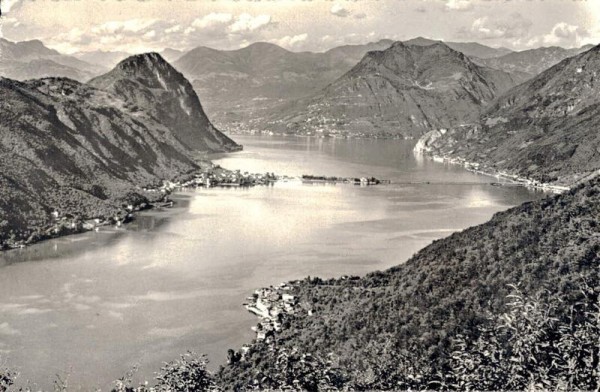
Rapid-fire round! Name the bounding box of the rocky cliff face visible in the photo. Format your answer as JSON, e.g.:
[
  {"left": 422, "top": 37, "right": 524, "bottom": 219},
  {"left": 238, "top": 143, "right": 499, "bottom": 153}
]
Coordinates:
[
  {"left": 0, "top": 52, "right": 239, "bottom": 248},
  {"left": 0, "top": 75, "right": 202, "bottom": 247},
  {"left": 266, "top": 42, "right": 517, "bottom": 138},
  {"left": 416, "top": 44, "right": 600, "bottom": 186},
  {"left": 89, "top": 53, "right": 239, "bottom": 152}
]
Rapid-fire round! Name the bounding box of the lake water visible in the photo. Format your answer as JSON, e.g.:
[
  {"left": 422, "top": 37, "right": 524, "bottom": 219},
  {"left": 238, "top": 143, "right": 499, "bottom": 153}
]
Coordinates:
[{"left": 0, "top": 136, "right": 545, "bottom": 390}]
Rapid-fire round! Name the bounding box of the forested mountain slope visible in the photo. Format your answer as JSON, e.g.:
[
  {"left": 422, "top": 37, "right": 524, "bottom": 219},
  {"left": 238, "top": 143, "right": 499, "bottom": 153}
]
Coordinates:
[
  {"left": 416, "top": 44, "right": 600, "bottom": 186},
  {"left": 0, "top": 53, "right": 237, "bottom": 249},
  {"left": 265, "top": 42, "right": 517, "bottom": 138},
  {"left": 474, "top": 44, "right": 594, "bottom": 80},
  {"left": 219, "top": 178, "right": 600, "bottom": 391}
]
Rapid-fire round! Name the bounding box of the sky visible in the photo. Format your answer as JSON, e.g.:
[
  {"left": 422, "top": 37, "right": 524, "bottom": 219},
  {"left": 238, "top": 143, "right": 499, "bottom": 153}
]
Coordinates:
[{"left": 0, "top": 0, "right": 599, "bottom": 54}]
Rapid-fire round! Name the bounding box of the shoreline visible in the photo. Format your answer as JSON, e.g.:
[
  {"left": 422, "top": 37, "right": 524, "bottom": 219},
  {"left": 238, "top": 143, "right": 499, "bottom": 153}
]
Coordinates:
[
  {"left": 414, "top": 151, "right": 571, "bottom": 194},
  {"left": 0, "top": 139, "right": 571, "bottom": 388},
  {"left": 0, "top": 165, "right": 283, "bottom": 252},
  {"left": 0, "top": 161, "right": 391, "bottom": 251}
]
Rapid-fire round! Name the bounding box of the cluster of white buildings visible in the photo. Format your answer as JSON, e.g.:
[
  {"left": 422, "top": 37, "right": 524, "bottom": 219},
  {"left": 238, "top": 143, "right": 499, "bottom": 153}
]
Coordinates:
[{"left": 245, "top": 283, "right": 300, "bottom": 343}]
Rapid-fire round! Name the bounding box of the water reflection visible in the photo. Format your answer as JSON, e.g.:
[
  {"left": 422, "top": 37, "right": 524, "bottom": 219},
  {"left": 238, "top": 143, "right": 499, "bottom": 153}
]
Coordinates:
[{"left": 0, "top": 136, "right": 545, "bottom": 390}]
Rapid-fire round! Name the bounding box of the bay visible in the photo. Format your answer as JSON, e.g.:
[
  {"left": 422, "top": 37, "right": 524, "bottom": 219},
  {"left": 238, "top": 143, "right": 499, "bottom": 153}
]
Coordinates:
[{"left": 0, "top": 136, "right": 544, "bottom": 390}]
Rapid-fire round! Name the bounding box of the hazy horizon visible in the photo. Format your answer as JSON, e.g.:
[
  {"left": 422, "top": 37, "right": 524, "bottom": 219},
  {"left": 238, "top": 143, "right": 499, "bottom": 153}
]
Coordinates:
[
  {"left": 0, "top": 0, "right": 598, "bottom": 55},
  {"left": 2, "top": 34, "right": 597, "bottom": 59}
]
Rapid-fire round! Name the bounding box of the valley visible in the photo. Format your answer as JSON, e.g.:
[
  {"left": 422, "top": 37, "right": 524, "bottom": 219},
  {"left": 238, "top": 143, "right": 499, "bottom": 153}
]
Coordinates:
[{"left": 0, "top": 7, "right": 599, "bottom": 389}]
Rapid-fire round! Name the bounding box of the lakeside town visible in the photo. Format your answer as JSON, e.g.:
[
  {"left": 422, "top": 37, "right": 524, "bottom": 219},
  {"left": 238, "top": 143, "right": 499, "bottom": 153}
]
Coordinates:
[{"left": 0, "top": 163, "right": 392, "bottom": 251}]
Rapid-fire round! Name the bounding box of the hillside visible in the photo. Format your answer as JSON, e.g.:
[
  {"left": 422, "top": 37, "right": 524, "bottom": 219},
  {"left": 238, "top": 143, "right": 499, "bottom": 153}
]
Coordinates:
[
  {"left": 218, "top": 177, "right": 600, "bottom": 390},
  {"left": 404, "top": 36, "right": 513, "bottom": 59},
  {"left": 416, "top": 44, "right": 600, "bottom": 187},
  {"left": 160, "top": 48, "right": 185, "bottom": 63},
  {"left": 264, "top": 42, "right": 517, "bottom": 138},
  {"left": 173, "top": 40, "right": 395, "bottom": 128},
  {"left": 0, "top": 38, "right": 105, "bottom": 81},
  {"left": 173, "top": 38, "right": 513, "bottom": 131},
  {"left": 0, "top": 53, "right": 238, "bottom": 249},
  {"left": 89, "top": 53, "right": 239, "bottom": 152},
  {"left": 475, "top": 44, "right": 594, "bottom": 80}
]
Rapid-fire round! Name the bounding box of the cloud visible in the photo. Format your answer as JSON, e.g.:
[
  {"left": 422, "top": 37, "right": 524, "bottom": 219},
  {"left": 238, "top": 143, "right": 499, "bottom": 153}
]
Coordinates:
[
  {"left": 90, "top": 19, "right": 158, "bottom": 35},
  {"left": 519, "top": 22, "right": 591, "bottom": 49},
  {"left": 165, "top": 25, "right": 182, "bottom": 34},
  {"left": 17, "top": 307, "right": 52, "bottom": 315},
  {"left": 270, "top": 33, "right": 309, "bottom": 50},
  {"left": 42, "top": 12, "right": 276, "bottom": 54},
  {"left": 542, "top": 22, "right": 589, "bottom": 47},
  {"left": 1, "top": 0, "right": 25, "bottom": 13},
  {"left": 187, "top": 13, "right": 273, "bottom": 35},
  {"left": 445, "top": 0, "right": 474, "bottom": 12},
  {"left": 143, "top": 30, "right": 156, "bottom": 40},
  {"left": 191, "top": 12, "right": 233, "bottom": 30},
  {"left": 229, "top": 14, "right": 273, "bottom": 34},
  {"left": 0, "top": 17, "right": 20, "bottom": 28},
  {"left": 458, "top": 13, "right": 532, "bottom": 40},
  {"left": 354, "top": 13, "right": 367, "bottom": 20},
  {"left": 319, "top": 31, "right": 378, "bottom": 49},
  {"left": 330, "top": 4, "right": 351, "bottom": 18},
  {"left": 182, "top": 13, "right": 276, "bottom": 48}
]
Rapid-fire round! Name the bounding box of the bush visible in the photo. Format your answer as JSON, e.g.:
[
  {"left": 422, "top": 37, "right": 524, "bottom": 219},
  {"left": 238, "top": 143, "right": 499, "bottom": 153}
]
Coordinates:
[{"left": 113, "top": 352, "right": 219, "bottom": 392}]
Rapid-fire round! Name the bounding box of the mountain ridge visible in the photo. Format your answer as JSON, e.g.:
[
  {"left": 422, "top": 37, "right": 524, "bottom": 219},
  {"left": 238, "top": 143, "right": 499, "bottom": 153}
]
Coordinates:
[
  {"left": 0, "top": 52, "right": 238, "bottom": 249},
  {"left": 218, "top": 175, "right": 600, "bottom": 390},
  {"left": 415, "top": 43, "right": 600, "bottom": 186},
  {"left": 263, "top": 41, "right": 518, "bottom": 138},
  {"left": 88, "top": 52, "right": 239, "bottom": 152},
  {"left": 474, "top": 44, "right": 595, "bottom": 80},
  {"left": 0, "top": 38, "right": 107, "bottom": 81}
]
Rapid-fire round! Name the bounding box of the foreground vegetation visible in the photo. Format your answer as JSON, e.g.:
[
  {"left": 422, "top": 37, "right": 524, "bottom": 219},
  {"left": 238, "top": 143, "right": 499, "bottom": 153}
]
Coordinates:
[{"left": 218, "top": 178, "right": 599, "bottom": 390}]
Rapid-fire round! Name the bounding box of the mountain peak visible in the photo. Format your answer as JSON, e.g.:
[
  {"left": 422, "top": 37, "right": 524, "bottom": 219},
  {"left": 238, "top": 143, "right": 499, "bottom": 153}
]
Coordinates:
[
  {"left": 238, "top": 42, "right": 291, "bottom": 54},
  {"left": 588, "top": 42, "right": 600, "bottom": 53},
  {"left": 115, "top": 52, "right": 169, "bottom": 72},
  {"left": 88, "top": 51, "right": 238, "bottom": 152},
  {"left": 105, "top": 52, "right": 186, "bottom": 87},
  {"left": 382, "top": 40, "right": 457, "bottom": 60},
  {"left": 404, "top": 37, "right": 442, "bottom": 46},
  {"left": 273, "top": 35, "right": 516, "bottom": 139}
]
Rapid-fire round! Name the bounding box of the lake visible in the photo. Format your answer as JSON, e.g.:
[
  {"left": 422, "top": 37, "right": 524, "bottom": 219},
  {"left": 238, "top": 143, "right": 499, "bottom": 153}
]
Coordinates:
[{"left": 0, "top": 136, "right": 545, "bottom": 390}]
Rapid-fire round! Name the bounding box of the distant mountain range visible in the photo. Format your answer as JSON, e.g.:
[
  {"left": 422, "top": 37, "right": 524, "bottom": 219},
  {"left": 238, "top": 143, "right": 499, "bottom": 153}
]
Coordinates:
[
  {"left": 416, "top": 43, "right": 600, "bottom": 186},
  {"left": 2, "top": 36, "right": 593, "bottom": 133},
  {"left": 72, "top": 49, "right": 132, "bottom": 70},
  {"left": 172, "top": 38, "right": 516, "bottom": 129},
  {"left": 264, "top": 42, "right": 518, "bottom": 138},
  {"left": 73, "top": 48, "right": 185, "bottom": 69},
  {"left": 172, "top": 40, "right": 396, "bottom": 126},
  {"left": 0, "top": 38, "right": 107, "bottom": 81},
  {"left": 0, "top": 53, "right": 237, "bottom": 248},
  {"left": 403, "top": 36, "right": 513, "bottom": 59},
  {"left": 474, "top": 45, "right": 595, "bottom": 80}
]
